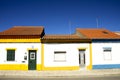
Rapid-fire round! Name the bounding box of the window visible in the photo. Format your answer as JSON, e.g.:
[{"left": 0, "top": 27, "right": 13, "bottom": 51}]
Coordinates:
[
  {"left": 7, "top": 50, "right": 15, "bottom": 61},
  {"left": 54, "top": 51, "right": 66, "bottom": 62},
  {"left": 30, "top": 52, "right": 35, "bottom": 60},
  {"left": 103, "top": 47, "right": 112, "bottom": 60}
]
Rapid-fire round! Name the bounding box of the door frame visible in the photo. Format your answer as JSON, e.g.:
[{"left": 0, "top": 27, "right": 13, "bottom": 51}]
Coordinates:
[{"left": 78, "top": 49, "right": 86, "bottom": 68}]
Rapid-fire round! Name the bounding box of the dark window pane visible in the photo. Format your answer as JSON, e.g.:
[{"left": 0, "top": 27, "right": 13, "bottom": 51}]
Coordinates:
[{"left": 7, "top": 50, "right": 15, "bottom": 61}]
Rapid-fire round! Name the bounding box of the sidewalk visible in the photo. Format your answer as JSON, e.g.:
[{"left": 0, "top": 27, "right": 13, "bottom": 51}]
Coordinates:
[{"left": 0, "top": 69, "right": 120, "bottom": 78}]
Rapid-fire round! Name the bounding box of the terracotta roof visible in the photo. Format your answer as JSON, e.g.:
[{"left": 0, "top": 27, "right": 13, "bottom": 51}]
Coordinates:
[
  {"left": 0, "top": 26, "right": 44, "bottom": 36},
  {"left": 43, "top": 34, "right": 87, "bottom": 40},
  {"left": 42, "top": 34, "right": 91, "bottom": 43},
  {"left": 76, "top": 28, "right": 120, "bottom": 39}
]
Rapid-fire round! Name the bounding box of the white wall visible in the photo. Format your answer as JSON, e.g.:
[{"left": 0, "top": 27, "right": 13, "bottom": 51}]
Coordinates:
[
  {"left": 0, "top": 43, "right": 41, "bottom": 64},
  {"left": 44, "top": 43, "right": 90, "bottom": 67},
  {"left": 92, "top": 42, "right": 120, "bottom": 65}
]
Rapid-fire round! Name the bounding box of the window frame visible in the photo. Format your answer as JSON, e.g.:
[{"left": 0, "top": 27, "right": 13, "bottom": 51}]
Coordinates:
[
  {"left": 54, "top": 51, "right": 66, "bottom": 62},
  {"left": 103, "top": 47, "right": 112, "bottom": 61},
  {"left": 6, "top": 49, "right": 16, "bottom": 61}
]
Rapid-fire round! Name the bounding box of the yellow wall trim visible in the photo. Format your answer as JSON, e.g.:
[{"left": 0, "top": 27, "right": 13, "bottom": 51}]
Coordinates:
[
  {"left": 41, "top": 43, "right": 44, "bottom": 70},
  {"left": 0, "top": 64, "right": 28, "bottom": 70},
  {"left": 0, "top": 39, "right": 41, "bottom": 43},
  {"left": 78, "top": 47, "right": 87, "bottom": 50},
  {"left": 37, "top": 64, "right": 42, "bottom": 70},
  {"left": 27, "top": 48, "right": 38, "bottom": 51},
  {"left": 87, "top": 43, "right": 92, "bottom": 70},
  {"left": 6, "top": 48, "right": 17, "bottom": 50},
  {"left": 42, "top": 66, "right": 79, "bottom": 70},
  {"left": 0, "top": 64, "right": 42, "bottom": 70}
]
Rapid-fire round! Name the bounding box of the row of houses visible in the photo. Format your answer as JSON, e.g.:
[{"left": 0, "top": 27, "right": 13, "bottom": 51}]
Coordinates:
[{"left": 0, "top": 26, "right": 120, "bottom": 70}]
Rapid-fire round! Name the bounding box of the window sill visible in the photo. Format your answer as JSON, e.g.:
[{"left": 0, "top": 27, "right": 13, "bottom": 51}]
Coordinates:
[
  {"left": 54, "top": 60, "right": 66, "bottom": 62},
  {"left": 4, "top": 60, "right": 17, "bottom": 62}
]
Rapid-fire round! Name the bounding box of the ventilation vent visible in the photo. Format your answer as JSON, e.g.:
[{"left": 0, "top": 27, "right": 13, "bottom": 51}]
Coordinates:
[{"left": 102, "top": 31, "right": 109, "bottom": 34}]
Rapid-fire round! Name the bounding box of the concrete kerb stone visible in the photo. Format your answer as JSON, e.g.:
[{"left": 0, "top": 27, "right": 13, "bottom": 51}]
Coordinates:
[{"left": 0, "top": 69, "right": 120, "bottom": 78}]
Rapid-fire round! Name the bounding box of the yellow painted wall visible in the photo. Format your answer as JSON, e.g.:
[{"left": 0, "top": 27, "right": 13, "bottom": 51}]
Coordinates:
[
  {"left": 87, "top": 43, "right": 92, "bottom": 70},
  {"left": 37, "top": 64, "right": 42, "bottom": 70},
  {"left": 42, "top": 66, "right": 79, "bottom": 70},
  {"left": 41, "top": 43, "right": 44, "bottom": 70},
  {"left": 0, "top": 39, "right": 41, "bottom": 43},
  {"left": 0, "top": 64, "right": 28, "bottom": 70},
  {"left": 0, "top": 64, "right": 42, "bottom": 70}
]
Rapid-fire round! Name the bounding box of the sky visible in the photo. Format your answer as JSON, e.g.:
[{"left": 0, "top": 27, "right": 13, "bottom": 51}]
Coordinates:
[{"left": 0, "top": 0, "right": 120, "bottom": 34}]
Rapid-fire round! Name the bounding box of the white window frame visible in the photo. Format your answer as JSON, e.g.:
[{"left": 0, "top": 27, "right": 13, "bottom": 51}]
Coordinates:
[
  {"left": 54, "top": 51, "right": 66, "bottom": 62},
  {"left": 103, "top": 47, "right": 112, "bottom": 61}
]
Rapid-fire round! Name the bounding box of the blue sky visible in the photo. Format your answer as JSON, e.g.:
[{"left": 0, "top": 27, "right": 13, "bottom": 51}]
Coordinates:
[{"left": 0, "top": 0, "right": 120, "bottom": 34}]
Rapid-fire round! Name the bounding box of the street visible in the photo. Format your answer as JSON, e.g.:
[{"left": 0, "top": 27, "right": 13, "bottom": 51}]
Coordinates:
[{"left": 0, "top": 75, "right": 120, "bottom": 80}]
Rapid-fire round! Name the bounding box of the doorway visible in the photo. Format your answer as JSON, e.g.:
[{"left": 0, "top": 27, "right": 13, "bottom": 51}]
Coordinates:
[
  {"left": 79, "top": 49, "right": 86, "bottom": 68},
  {"left": 28, "top": 50, "right": 36, "bottom": 70}
]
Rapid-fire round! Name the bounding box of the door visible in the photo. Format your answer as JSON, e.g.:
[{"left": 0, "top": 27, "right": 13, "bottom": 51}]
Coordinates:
[
  {"left": 28, "top": 50, "right": 36, "bottom": 70},
  {"left": 79, "top": 49, "right": 85, "bottom": 67}
]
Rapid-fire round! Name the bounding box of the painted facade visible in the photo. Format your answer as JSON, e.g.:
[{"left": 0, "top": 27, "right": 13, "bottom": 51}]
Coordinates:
[
  {"left": 0, "top": 43, "right": 42, "bottom": 70},
  {"left": 0, "top": 26, "right": 44, "bottom": 70},
  {"left": 0, "top": 26, "right": 120, "bottom": 70},
  {"left": 42, "top": 43, "right": 91, "bottom": 70},
  {"left": 76, "top": 28, "right": 120, "bottom": 69},
  {"left": 92, "top": 41, "right": 120, "bottom": 69}
]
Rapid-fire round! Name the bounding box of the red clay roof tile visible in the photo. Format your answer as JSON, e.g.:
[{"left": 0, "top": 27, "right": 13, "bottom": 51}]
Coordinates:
[
  {"left": 76, "top": 28, "right": 120, "bottom": 39},
  {"left": 0, "top": 26, "right": 44, "bottom": 36}
]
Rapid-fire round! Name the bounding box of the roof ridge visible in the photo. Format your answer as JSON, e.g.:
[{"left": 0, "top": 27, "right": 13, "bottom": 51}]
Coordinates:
[{"left": 76, "top": 28, "right": 107, "bottom": 30}]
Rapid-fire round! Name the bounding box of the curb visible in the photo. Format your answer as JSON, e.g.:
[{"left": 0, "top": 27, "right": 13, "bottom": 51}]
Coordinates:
[{"left": 0, "top": 69, "right": 120, "bottom": 78}]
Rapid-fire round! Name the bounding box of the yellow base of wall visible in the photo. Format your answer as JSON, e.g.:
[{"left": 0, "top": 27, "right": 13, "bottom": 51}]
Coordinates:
[
  {"left": 0, "top": 64, "right": 28, "bottom": 70},
  {"left": 0, "top": 64, "right": 42, "bottom": 70},
  {"left": 37, "top": 64, "right": 42, "bottom": 70},
  {"left": 87, "top": 65, "right": 92, "bottom": 70},
  {"left": 42, "top": 66, "right": 80, "bottom": 70},
  {"left": 0, "top": 64, "right": 83, "bottom": 71}
]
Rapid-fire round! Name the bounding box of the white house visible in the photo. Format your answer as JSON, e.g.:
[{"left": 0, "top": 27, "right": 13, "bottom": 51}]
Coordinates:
[
  {"left": 41, "top": 35, "right": 91, "bottom": 70},
  {"left": 0, "top": 26, "right": 44, "bottom": 70},
  {"left": 76, "top": 28, "right": 120, "bottom": 69},
  {"left": 0, "top": 26, "right": 120, "bottom": 70}
]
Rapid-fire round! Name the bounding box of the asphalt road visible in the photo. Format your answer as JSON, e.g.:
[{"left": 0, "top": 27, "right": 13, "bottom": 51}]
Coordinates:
[{"left": 0, "top": 75, "right": 120, "bottom": 80}]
